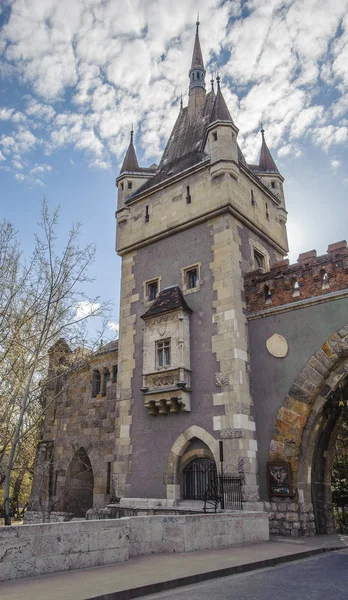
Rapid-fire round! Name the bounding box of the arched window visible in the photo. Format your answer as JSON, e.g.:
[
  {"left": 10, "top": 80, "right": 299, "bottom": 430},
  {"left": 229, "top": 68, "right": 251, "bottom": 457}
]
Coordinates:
[
  {"left": 264, "top": 284, "right": 272, "bottom": 303},
  {"left": 321, "top": 269, "right": 330, "bottom": 290},
  {"left": 103, "top": 369, "right": 110, "bottom": 395},
  {"left": 292, "top": 277, "right": 300, "bottom": 297},
  {"left": 92, "top": 370, "right": 101, "bottom": 397},
  {"left": 64, "top": 448, "right": 94, "bottom": 517}
]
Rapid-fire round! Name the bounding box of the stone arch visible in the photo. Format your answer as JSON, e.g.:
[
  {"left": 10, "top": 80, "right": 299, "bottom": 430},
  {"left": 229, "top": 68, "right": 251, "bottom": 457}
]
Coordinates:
[
  {"left": 166, "top": 426, "right": 220, "bottom": 501},
  {"left": 64, "top": 447, "right": 94, "bottom": 517},
  {"left": 269, "top": 326, "right": 348, "bottom": 534}
]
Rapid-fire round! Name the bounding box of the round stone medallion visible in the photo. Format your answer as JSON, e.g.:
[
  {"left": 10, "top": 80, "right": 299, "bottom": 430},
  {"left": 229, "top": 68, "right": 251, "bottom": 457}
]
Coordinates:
[{"left": 266, "top": 333, "right": 288, "bottom": 358}]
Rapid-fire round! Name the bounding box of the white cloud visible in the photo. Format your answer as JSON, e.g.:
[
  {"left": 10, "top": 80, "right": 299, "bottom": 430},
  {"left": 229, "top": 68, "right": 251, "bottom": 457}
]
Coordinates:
[
  {"left": 107, "top": 321, "right": 119, "bottom": 335},
  {"left": 331, "top": 159, "right": 341, "bottom": 171},
  {"left": 15, "top": 172, "right": 44, "bottom": 186},
  {"left": 30, "top": 162, "right": 52, "bottom": 175},
  {"left": 13, "top": 159, "right": 23, "bottom": 170},
  {"left": 75, "top": 301, "right": 101, "bottom": 320},
  {"left": 1, "top": 0, "right": 348, "bottom": 170},
  {"left": 0, "top": 151, "right": 6, "bottom": 161}
]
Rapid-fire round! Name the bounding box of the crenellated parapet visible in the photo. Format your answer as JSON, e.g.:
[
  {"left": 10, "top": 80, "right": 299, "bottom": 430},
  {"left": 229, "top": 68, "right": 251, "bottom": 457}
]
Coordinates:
[{"left": 244, "top": 240, "right": 348, "bottom": 314}]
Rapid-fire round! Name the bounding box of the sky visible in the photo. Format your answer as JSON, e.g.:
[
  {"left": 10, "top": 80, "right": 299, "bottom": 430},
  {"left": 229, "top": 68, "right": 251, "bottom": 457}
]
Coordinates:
[{"left": 1, "top": 0, "right": 348, "bottom": 338}]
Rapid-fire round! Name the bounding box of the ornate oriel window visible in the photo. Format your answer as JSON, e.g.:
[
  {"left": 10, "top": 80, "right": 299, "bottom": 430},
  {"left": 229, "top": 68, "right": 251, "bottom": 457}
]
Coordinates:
[{"left": 140, "top": 286, "right": 192, "bottom": 416}]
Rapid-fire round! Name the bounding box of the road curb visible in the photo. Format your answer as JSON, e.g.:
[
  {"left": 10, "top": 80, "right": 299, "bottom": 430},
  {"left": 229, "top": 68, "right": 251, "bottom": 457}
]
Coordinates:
[{"left": 88, "top": 546, "right": 344, "bottom": 600}]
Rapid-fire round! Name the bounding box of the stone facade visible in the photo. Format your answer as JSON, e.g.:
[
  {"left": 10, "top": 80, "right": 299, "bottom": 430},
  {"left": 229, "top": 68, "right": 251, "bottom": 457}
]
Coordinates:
[
  {"left": 28, "top": 342, "right": 118, "bottom": 520},
  {"left": 27, "top": 23, "right": 348, "bottom": 538}
]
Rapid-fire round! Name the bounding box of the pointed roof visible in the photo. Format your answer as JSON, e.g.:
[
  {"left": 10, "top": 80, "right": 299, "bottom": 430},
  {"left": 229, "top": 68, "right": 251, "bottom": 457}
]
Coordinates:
[
  {"left": 191, "top": 20, "right": 205, "bottom": 71},
  {"left": 141, "top": 286, "right": 192, "bottom": 320},
  {"left": 210, "top": 76, "right": 233, "bottom": 124},
  {"left": 258, "top": 128, "right": 279, "bottom": 173},
  {"left": 120, "top": 129, "right": 139, "bottom": 174}
]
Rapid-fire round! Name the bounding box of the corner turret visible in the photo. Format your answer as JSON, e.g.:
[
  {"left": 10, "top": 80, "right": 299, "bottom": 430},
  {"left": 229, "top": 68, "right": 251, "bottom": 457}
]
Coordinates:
[
  {"left": 116, "top": 130, "right": 156, "bottom": 214},
  {"left": 256, "top": 128, "right": 285, "bottom": 206},
  {"left": 203, "top": 76, "right": 240, "bottom": 180}
]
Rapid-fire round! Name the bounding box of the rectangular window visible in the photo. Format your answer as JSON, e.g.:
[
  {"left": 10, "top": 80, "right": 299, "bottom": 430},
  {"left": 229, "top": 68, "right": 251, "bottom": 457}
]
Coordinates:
[
  {"left": 127, "top": 181, "right": 132, "bottom": 190},
  {"left": 254, "top": 249, "right": 265, "bottom": 270},
  {"left": 120, "top": 182, "right": 124, "bottom": 191},
  {"left": 145, "top": 205, "right": 149, "bottom": 223},
  {"left": 212, "top": 131, "right": 218, "bottom": 142},
  {"left": 156, "top": 338, "right": 171, "bottom": 368},
  {"left": 271, "top": 181, "right": 276, "bottom": 189},
  {"left": 147, "top": 280, "right": 158, "bottom": 301},
  {"left": 186, "top": 267, "right": 198, "bottom": 289},
  {"left": 106, "top": 462, "right": 111, "bottom": 495}
]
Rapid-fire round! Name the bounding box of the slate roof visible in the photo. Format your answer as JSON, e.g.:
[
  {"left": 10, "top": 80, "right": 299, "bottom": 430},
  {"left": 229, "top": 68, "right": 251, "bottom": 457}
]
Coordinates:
[
  {"left": 210, "top": 77, "right": 233, "bottom": 124},
  {"left": 141, "top": 286, "right": 192, "bottom": 320},
  {"left": 191, "top": 22, "right": 205, "bottom": 70},
  {"left": 258, "top": 129, "right": 279, "bottom": 173},
  {"left": 120, "top": 132, "right": 139, "bottom": 174},
  {"left": 95, "top": 340, "right": 118, "bottom": 356}
]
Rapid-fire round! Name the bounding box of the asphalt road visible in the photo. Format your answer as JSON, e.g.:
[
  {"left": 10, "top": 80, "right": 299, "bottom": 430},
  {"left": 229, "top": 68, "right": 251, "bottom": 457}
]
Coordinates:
[{"left": 137, "top": 550, "right": 348, "bottom": 600}]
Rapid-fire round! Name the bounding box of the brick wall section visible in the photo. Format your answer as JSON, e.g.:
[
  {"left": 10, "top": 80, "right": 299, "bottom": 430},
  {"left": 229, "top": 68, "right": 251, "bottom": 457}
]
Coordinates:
[{"left": 244, "top": 241, "right": 348, "bottom": 314}]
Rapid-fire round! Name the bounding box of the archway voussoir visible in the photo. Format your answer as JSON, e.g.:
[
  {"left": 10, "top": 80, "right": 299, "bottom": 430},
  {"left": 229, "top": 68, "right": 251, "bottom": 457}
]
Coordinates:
[{"left": 338, "top": 325, "right": 348, "bottom": 339}]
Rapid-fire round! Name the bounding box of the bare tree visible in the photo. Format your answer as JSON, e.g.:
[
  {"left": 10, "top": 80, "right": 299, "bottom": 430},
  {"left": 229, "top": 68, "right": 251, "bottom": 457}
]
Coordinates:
[{"left": 1, "top": 201, "right": 110, "bottom": 525}]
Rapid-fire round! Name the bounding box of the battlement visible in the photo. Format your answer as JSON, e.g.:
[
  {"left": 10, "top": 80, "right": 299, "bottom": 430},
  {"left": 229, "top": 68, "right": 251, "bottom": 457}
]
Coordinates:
[{"left": 244, "top": 241, "right": 348, "bottom": 314}]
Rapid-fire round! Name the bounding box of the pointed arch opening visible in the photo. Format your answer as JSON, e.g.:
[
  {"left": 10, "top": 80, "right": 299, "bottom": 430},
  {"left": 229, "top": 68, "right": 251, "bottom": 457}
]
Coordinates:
[{"left": 64, "top": 447, "right": 94, "bottom": 517}]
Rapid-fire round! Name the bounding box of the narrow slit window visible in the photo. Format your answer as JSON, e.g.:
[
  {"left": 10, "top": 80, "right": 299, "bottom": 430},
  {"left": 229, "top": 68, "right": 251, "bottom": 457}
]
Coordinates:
[
  {"left": 112, "top": 365, "right": 118, "bottom": 383},
  {"left": 212, "top": 131, "right": 218, "bottom": 142},
  {"left": 186, "top": 186, "right": 191, "bottom": 204},
  {"left": 92, "top": 370, "right": 101, "bottom": 397},
  {"left": 321, "top": 269, "right": 330, "bottom": 289},
  {"left": 292, "top": 278, "right": 300, "bottom": 297},
  {"left": 120, "top": 182, "right": 124, "bottom": 191},
  {"left": 251, "top": 189, "right": 255, "bottom": 206},
  {"left": 266, "top": 203, "right": 270, "bottom": 219},
  {"left": 264, "top": 284, "right": 272, "bottom": 303},
  {"left": 106, "top": 462, "right": 111, "bottom": 495},
  {"left": 145, "top": 205, "right": 149, "bottom": 223},
  {"left": 271, "top": 181, "right": 276, "bottom": 189}
]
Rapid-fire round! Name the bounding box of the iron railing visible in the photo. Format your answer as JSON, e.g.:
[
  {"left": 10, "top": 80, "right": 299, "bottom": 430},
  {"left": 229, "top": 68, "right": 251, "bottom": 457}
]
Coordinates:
[
  {"left": 182, "top": 461, "right": 217, "bottom": 501},
  {"left": 182, "top": 460, "right": 242, "bottom": 511}
]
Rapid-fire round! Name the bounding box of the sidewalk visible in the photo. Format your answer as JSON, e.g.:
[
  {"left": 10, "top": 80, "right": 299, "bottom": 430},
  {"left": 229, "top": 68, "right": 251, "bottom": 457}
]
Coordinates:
[{"left": 1, "top": 534, "right": 347, "bottom": 600}]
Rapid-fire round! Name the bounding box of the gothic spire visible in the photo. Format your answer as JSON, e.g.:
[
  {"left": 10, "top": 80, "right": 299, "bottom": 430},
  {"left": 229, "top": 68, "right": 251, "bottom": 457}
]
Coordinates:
[
  {"left": 210, "top": 76, "right": 233, "bottom": 123},
  {"left": 189, "top": 20, "right": 206, "bottom": 93},
  {"left": 191, "top": 18, "right": 204, "bottom": 70},
  {"left": 120, "top": 128, "right": 139, "bottom": 174},
  {"left": 259, "top": 127, "right": 279, "bottom": 173}
]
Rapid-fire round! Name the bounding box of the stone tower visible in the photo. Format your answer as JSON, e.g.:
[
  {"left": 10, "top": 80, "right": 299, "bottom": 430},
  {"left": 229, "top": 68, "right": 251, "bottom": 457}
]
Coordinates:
[{"left": 114, "top": 23, "right": 288, "bottom": 505}]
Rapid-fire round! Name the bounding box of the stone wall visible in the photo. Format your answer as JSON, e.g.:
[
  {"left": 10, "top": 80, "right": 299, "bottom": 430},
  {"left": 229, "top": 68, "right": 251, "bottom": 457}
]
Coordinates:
[
  {"left": 245, "top": 241, "right": 348, "bottom": 313},
  {"left": 264, "top": 501, "right": 315, "bottom": 536},
  {"left": 0, "top": 511, "right": 269, "bottom": 582}
]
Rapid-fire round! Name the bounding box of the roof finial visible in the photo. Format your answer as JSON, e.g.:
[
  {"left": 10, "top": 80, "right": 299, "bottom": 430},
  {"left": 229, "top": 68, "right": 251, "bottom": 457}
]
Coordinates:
[
  {"left": 180, "top": 93, "right": 183, "bottom": 110},
  {"left": 216, "top": 73, "right": 221, "bottom": 93},
  {"left": 261, "top": 122, "right": 265, "bottom": 138},
  {"left": 131, "top": 125, "right": 134, "bottom": 142},
  {"left": 196, "top": 12, "right": 200, "bottom": 32},
  {"left": 211, "top": 73, "right": 215, "bottom": 93}
]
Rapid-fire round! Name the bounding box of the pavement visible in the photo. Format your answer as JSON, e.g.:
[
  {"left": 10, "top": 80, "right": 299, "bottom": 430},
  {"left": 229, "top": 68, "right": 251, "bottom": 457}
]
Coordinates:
[{"left": 1, "top": 534, "right": 348, "bottom": 600}]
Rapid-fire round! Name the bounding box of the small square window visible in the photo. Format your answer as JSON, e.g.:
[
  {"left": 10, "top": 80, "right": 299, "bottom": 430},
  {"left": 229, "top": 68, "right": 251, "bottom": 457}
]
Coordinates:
[
  {"left": 147, "top": 280, "right": 158, "bottom": 301},
  {"left": 156, "top": 339, "right": 171, "bottom": 368},
  {"left": 128, "top": 181, "right": 132, "bottom": 190},
  {"left": 254, "top": 249, "right": 265, "bottom": 270},
  {"left": 186, "top": 268, "right": 198, "bottom": 289}
]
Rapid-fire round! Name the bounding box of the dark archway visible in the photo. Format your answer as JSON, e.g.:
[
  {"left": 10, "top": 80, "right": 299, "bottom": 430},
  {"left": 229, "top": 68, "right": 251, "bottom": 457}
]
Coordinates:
[
  {"left": 311, "top": 380, "right": 348, "bottom": 533},
  {"left": 64, "top": 447, "right": 94, "bottom": 517}
]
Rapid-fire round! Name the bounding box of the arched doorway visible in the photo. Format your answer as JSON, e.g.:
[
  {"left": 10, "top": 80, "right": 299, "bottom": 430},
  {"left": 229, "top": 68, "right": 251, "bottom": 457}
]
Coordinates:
[
  {"left": 64, "top": 447, "right": 94, "bottom": 517},
  {"left": 269, "top": 327, "right": 348, "bottom": 535},
  {"left": 311, "top": 379, "right": 348, "bottom": 533},
  {"left": 182, "top": 458, "right": 217, "bottom": 500}
]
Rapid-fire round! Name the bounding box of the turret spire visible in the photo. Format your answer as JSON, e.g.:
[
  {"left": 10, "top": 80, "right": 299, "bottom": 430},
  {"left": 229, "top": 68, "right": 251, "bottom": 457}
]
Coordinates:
[
  {"left": 258, "top": 126, "right": 279, "bottom": 173},
  {"left": 210, "top": 75, "right": 233, "bottom": 123},
  {"left": 189, "top": 19, "right": 206, "bottom": 91},
  {"left": 120, "top": 128, "right": 139, "bottom": 174}
]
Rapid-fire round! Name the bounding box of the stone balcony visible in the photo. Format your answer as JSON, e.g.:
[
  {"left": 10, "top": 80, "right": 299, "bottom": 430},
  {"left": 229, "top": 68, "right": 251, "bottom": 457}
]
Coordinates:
[{"left": 141, "top": 367, "right": 191, "bottom": 415}]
